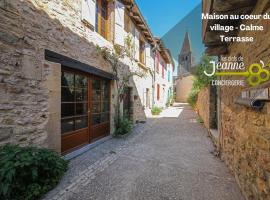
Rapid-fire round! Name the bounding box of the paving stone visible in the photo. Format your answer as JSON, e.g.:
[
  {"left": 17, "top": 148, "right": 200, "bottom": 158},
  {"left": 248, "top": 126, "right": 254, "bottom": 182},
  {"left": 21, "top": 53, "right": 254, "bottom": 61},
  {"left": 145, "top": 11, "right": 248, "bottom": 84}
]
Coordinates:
[{"left": 43, "top": 105, "right": 243, "bottom": 200}]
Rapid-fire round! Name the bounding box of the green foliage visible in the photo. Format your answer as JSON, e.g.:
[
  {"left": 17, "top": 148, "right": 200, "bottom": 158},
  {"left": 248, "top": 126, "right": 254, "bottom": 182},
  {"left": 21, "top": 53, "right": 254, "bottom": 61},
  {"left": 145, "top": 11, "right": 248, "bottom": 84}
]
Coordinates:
[
  {"left": 97, "top": 36, "right": 145, "bottom": 136},
  {"left": 166, "top": 95, "right": 174, "bottom": 107},
  {"left": 114, "top": 116, "right": 133, "bottom": 136},
  {"left": 194, "top": 55, "right": 217, "bottom": 87},
  {"left": 187, "top": 84, "right": 200, "bottom": 108},
  {"left": 0, "top": 145, "right": 68, "bottom": 200},
  {"left": 188, "top": 55, "right": 216, "bottom": 108},
  {"left": 197, "top": 116, "right": 204, "bottom": 123},
  {"left": 151, "top": 106, "right": 162, "bottom": 115}
]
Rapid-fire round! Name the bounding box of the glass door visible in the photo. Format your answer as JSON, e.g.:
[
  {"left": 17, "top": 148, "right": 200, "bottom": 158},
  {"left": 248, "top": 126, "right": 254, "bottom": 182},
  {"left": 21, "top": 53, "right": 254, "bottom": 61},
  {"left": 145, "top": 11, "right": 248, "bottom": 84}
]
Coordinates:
[
  {"left": 61, "top": 69, "right": 89, "bottom": 154},
  {"left": 90, "top": 78, "right": 110, "bottom": 141}
]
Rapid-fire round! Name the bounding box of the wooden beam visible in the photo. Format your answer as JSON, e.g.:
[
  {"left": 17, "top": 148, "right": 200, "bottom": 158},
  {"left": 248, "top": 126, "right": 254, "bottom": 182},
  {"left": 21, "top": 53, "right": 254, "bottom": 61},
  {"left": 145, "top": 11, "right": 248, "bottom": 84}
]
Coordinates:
[
  {"left": 213, "top": 0, "right": 256, "bottom": 12},
  {"left": 205, "top": 45, "right": 228, "bottom": 56}
]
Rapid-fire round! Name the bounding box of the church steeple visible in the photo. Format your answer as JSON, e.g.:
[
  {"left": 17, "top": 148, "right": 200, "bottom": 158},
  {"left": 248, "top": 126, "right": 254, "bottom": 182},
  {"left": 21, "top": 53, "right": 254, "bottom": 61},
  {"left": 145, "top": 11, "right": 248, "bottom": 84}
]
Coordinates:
[
  {"left": 180, "top": 32, "right": 191, "bottom": 55},
  {"left": 178, "top": 31, "right": 193, "bottom": 75}
]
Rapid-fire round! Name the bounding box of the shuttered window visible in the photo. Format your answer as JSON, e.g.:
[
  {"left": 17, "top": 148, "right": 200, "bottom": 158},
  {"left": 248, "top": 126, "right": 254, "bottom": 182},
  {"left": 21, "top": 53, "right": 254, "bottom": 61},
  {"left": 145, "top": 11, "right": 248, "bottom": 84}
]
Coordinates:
[
  {"left": 124, "top": 9, "right": 131, "bottom": 33},
  {"left": 157, "top": 84, "right": 160, "bottom": 100},
  {"left": 162, "top": 62, "right": 164, "bottom": 79},
  {"left": 139, "top": 38, "right": 145, "bottom": 64},
  {"left": 156, "top": 52, "right": 159, "bottom": 73},
  {"left": 95, "top": 0, "right": 108, "bottom": 39}
]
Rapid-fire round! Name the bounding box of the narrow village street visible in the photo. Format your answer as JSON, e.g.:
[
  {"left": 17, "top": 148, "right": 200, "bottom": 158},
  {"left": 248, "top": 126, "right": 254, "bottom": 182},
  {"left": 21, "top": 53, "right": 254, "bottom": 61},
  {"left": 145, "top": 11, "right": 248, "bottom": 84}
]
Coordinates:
[{"left": 44, "top": 104, "right": 243, "bottom": 200}]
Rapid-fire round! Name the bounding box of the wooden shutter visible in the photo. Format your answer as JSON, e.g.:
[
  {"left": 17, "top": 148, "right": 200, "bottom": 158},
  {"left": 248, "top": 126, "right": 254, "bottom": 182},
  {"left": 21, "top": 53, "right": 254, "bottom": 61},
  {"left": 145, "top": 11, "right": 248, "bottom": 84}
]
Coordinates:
[
  {"left": 162, "top": 62, "right": 164, "bottom": 78},
  {"left": 134, "top": 28, "right": 140, "bottom": 61},
  {"left": 157, "top": 84, "right": 160, "bottom": 100},
  {"left": 145, "top": 42, "right": 151, "bottom": 67},
  {"left": 156, "top": 52, "right": 159, "bottom": 73},
  {"left": 115, "top": 0, "right": 125, "bottom": 46},
  {"left": 82, "top": 0, "right": 96, "bottom": 29}
]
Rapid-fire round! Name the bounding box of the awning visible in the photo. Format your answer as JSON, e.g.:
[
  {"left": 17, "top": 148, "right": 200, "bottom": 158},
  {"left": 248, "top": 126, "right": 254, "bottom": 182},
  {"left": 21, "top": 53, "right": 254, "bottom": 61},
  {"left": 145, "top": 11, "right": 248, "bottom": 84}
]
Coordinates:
[{"left": 45, "top": 49, "right": 117, "bottom": 80}]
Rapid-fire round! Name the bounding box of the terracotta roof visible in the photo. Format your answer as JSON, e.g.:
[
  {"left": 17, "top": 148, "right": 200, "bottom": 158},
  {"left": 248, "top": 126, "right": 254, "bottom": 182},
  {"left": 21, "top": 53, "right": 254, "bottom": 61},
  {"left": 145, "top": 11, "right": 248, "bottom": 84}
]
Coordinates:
[
  {"left": 121, "top": 0, "right": 155, "bottom": 45},
  {"left": 120, "top": 0, "right": 174, "bottom": 67},
  {"left": 155, "top": 37, "right": 174, "bottom": 66}
]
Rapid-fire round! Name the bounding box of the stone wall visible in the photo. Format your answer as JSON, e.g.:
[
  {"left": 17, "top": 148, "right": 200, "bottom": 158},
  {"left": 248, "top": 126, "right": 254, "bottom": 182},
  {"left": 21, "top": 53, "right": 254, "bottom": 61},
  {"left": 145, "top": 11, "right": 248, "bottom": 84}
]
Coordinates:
[
  {"left": 0, "top": 0, "right": 146, "bottom": 150},
  {"left": 219, "top": 1, "right": 270, "bottom": 199},
  {"left": 175, "top": 75, "right": 193, "bottom": 103},
  {"left": 196, "top": 87, "right": 210, "bottom": 129}
]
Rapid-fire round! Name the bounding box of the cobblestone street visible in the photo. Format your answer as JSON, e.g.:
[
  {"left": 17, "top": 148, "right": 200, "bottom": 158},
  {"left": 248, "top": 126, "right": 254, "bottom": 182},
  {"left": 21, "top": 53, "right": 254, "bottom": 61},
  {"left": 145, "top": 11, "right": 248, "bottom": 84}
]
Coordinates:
[{"left": 44, "top": 104, "right": 243, "bottom": 200}]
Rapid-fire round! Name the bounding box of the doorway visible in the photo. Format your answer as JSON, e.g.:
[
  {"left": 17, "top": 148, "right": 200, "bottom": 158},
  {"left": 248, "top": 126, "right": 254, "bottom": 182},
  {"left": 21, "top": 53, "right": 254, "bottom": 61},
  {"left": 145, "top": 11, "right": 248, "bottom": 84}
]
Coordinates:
[
  {"left": 123, "top": 87, "right": 132, "bottom": 120},
  {"left": 61, "top": 67, "right": 110, "bottom": 154},
  {"left": 146, "top": 88, "right": 150, "bottom": 108}
]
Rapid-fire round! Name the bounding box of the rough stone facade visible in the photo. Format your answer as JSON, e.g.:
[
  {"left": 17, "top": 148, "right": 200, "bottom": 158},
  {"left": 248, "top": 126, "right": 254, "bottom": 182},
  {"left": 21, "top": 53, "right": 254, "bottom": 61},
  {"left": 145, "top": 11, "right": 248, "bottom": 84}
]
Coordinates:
[
  {"left": 196, "top": 87, "right": 210, "bottom": 129},
  {"left": 218, "top": 1, "right": 270, "bottom": 199},
  {"left": 0, "top": 0, "right": 151, "bottom": 152},
  {"left": 175, "top": 75, "right": 193, "bottom": 103}
]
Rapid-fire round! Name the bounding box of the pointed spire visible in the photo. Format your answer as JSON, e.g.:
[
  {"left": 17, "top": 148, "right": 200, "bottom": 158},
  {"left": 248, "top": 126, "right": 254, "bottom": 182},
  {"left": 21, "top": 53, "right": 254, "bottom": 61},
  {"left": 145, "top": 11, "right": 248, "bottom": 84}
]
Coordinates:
[{"left": 180, "top": 32, "right": 191, "bottom": 55}]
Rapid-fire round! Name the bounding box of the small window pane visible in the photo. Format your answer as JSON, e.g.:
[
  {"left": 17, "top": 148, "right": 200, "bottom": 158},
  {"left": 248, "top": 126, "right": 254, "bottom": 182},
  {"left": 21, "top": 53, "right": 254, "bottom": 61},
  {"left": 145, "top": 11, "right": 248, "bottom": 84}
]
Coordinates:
[
  {"left": 61, "top": 103, "right": 75, "bottom": 117},
  {"left": 61, "top": 118, "right": 74, "bottom": 133},
  {"left": 92, "top": 79, "right": 101, "bottom": 90},
  {"left": 75, "top": 116, "right": 88, "bottom": 130},
  {"left": 92, "top": 114, "right": 101, "bottom": 125},
  {"left": 61, "top": 71, "right": 74, "bottom": 87},
  {"left": 101, "top": 101, "right": 110, "bottom": 112},
  {"left": 101, "top": 113, "right": 109, "bottom": 122},
  {"left": 92, "top": 102, "right": 101, "bottom": 113},
  {"left": 76, "top": 103, "right": 88, "bottom": 115},
  {"left": 61, "top": 87, "right": 75, "bottom": 102},
  {"left": 75, "top": 74, "right": 88, "bottom": 88},
  {"left": 92, "top": 90, "right": 101, "bottom": 101},
  {"left": 102, "top": 81, "right": 110, "bottom": 100},
  {"left": 75, "top": 88, "right": 88, "bottom": 102}
]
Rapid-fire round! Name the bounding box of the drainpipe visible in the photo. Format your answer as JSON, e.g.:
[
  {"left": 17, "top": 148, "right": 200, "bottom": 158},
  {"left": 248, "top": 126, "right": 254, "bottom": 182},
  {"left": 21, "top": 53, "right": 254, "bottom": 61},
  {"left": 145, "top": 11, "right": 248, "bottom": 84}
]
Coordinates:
[{"left": 151, "top": 45, "right": 157, "bottom": 108}]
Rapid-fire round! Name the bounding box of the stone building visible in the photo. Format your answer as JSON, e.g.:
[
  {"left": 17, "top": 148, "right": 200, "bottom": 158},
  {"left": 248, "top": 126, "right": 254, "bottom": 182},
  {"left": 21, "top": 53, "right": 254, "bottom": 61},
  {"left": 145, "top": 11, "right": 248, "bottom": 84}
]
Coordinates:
[
  {"left": 175, "top": 31, "right": 194, "bottom": 102},
  {"left": 0, "top": 0, "right": 173, "bottom": 156},
  {"left": 153, "top": 38, "right": 174, "bottom": 108},
  {"left": 201, "top": 0, "right": 270, "bottom": 199}
]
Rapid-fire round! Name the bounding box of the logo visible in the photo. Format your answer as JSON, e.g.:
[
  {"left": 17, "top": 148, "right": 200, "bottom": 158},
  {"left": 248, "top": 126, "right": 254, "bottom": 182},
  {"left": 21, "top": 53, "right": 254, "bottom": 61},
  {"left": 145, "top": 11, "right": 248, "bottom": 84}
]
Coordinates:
[{"left": 204, "top": 57, "right": 270, "bottom": 86}]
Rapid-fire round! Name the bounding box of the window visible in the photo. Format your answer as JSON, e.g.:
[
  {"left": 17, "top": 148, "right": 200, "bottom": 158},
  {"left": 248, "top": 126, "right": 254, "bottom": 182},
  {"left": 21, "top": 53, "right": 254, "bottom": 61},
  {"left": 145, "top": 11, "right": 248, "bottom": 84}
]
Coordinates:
[
  {"left": 168, "top": 70, "right": 171, "bottom": 82},
  {"left": 61, "top": 71, "right": 88, "bottom": 134},
  {"left": 156, "top": 52, "right": 159, "bottom": 73},
  {"left": 95, "top": 0, "right": 108, "bottom": 39},
  {"left": 91, "top": 79, "right": 110, "bottom": 126},
  {"left": 139, "top": 38, "right": 145, "bottom": 64},
  {"left": 124, "top": 9, "right": 131, "bottom": 33},
  {"left": 157, "top": 84, "right": 160, "bottom": 100}
]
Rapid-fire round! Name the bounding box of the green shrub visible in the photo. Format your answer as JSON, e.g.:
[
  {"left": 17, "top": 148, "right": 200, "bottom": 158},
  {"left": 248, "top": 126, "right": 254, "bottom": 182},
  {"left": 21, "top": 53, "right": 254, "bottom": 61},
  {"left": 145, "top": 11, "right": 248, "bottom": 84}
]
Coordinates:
[
  {"left": 187, "top": 87, "right": 199, "bottom": 108},
  {"left": 151, "top": 106, "right": 162, "bottom": 115},
  {"left": 197, "top": 116, "right": 204, "bottom": 123},
  {"left": 188, "top": 55, "right": 217, "bottom": 108},
  {"left": 0, "top": 145, "right": 68, "bottom": 200},
  {"left": 114, "top": 117, "right": 133, "bottom": 136}
]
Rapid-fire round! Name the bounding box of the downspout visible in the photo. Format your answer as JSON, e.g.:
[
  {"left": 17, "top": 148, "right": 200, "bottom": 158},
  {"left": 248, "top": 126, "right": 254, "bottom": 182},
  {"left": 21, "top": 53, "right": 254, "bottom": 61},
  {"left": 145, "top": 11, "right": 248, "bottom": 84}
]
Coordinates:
[{"left": 151, "top": 45, "right": 157, "bottom": 108}]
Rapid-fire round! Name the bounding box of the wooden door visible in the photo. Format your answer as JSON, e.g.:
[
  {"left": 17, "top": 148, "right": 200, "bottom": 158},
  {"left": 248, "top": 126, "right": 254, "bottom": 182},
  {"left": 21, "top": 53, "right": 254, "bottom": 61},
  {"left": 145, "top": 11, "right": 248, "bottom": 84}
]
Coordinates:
[
  {"left": 123, "top": 87, "right": 132, "bottom": 119},
  {"left": 61, "top": 68, "right": 111, "bottom": 154},
  {"left": 61, "top": 69, "right": 90, "bottom": 154},
  {"left": 90, "top": 77, "right": 110, "bottom": 141}
]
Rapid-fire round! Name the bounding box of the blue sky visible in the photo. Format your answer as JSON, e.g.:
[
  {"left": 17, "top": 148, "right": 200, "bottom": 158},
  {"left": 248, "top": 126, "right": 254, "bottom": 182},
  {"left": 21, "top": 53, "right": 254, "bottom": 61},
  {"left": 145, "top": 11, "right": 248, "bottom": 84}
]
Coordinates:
[
  {"left": 135, "top": 1, "right": 204, "bottom": 74},
  {"left": 135, "top": 0, "right": 201, "bottom": 37}
]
